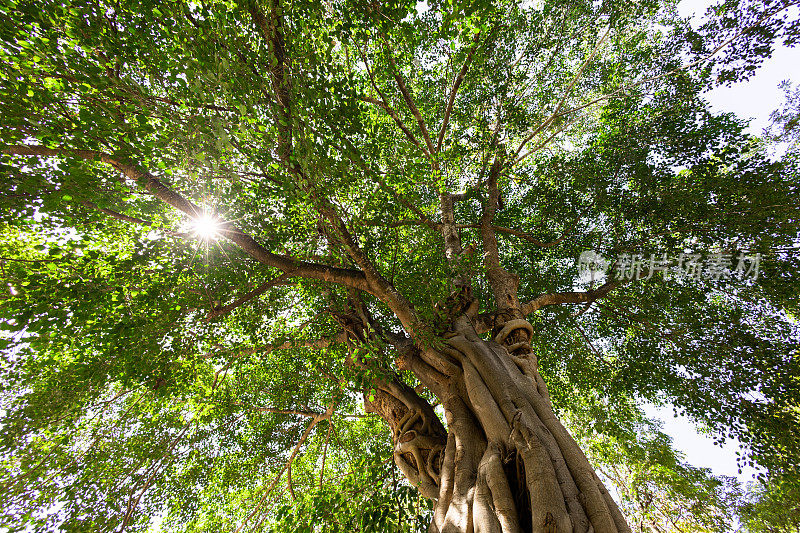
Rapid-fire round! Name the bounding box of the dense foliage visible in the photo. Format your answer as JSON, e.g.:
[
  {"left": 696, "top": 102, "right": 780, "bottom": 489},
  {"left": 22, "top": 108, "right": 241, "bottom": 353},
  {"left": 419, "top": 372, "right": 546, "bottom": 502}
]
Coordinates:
[{"left": 1, "top": 0, "right": 798, "bottom": 531}]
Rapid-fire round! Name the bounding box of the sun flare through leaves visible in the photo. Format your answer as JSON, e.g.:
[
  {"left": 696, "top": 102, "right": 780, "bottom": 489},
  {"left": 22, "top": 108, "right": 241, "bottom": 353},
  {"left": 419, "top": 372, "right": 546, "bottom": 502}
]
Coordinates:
[{"left": 190, "top": 212, "right": 222, "bottom": 241}]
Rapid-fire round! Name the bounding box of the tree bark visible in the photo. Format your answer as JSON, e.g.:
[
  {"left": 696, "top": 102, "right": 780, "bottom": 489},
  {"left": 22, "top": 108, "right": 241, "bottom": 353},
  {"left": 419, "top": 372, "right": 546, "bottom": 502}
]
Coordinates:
[{"left": 384, "top": 312, "right": 631, "bottom": 533}]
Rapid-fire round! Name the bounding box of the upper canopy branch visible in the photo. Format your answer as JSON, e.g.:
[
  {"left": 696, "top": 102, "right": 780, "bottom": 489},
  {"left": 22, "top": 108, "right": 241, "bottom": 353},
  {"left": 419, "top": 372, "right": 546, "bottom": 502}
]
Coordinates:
[
  {"left": 510, "top": 3, "right": 798, "bottom": 165},
  {"left": 356, "top": 40, "right": 430, "bottom": 160},
  {"left": 436, "top": 29, "right": 483, "bottom": 152},
  {"left": 459, "top": 222, "right": 574, "bottom": 248},
  {"left": 3, "top": 145, "right": 370, "bottom": 291},
  {"left": 511, "top": 28, "right": 611, "bottom": 163},
  {"left": 380, "top": 36, "right": 437, "bottom": 161}
]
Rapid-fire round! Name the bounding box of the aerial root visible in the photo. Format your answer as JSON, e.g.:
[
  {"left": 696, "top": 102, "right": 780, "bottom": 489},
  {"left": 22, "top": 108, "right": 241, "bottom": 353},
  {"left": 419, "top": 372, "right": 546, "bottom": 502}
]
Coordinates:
[
  {"left": 493, "top": 319, "right": 534, "bottom": 346},
  {"left": 394, "top": 408, "right": 445, "bottom": 499}
]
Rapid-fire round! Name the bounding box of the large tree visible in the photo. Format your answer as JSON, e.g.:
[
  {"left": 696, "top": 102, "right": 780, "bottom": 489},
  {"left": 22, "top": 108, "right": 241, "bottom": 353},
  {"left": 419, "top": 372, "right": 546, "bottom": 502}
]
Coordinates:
[{"left": 1, "top": 0, "right": 798, "bottom": 531}]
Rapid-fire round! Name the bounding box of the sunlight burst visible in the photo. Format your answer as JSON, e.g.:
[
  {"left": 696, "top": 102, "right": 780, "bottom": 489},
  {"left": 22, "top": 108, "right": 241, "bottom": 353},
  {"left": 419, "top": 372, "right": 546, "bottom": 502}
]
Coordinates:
[{"left": 191, "top": 213, "right": 222, "bottom": 240}]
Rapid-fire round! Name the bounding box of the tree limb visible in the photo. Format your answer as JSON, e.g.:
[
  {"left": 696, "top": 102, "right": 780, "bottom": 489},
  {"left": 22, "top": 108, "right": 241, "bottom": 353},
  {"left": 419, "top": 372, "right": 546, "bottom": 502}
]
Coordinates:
[
  {"left": 245, "top": 3, "right": 420, "bottom": 329},
  {"left": 381, "top": 39, "right": 437, "bottom": 158},
  {"left": 520, "top": 279, "right": 622, "bottom": 315},
  {"left": 471, "top": 280, "right": 623, "bottom": 334},
  {"left": 3, "top": 145, "right": 370, "bottom": 291},
  {"left": 205, "top": 273, "right": 290, "bottom": 322},
  {"left": 357, "top": 47, "right": 428, "bottom": 157},
  {"left": 436, "top": 30, "right": 482, "bottom": 152},
  {"left": 511, "top": 27, "right": 610, "bottom": 162}
]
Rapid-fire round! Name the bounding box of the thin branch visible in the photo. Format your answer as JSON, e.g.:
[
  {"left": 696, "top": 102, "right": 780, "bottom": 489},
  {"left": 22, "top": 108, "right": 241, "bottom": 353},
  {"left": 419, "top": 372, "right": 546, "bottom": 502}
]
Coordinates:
[
  {"left": 315, "top": 118, "right": 437, "bottom": 231},
  {"left": 287, "top": 454, "right": 296, "bottom": 501},
  {"left": 234, "top": 402, "right": 335, "bottom": 533},
  {"left": 458, "top": 222, "right": 575, "bottom": 248},
  {"left": 360, "top": 218, "right": 438, "bottom": 229},
  {"left": 511, "top": 27, "right": 611, "bottom": 161},
  {"left": 571, "top": 317, "right": 613, "bottom": 368},
  {"left": 205, "top": 273, "right": 290, "bottom": 322},
  {"left": 367, "top": 172, "right": 440, "bottom": 232},
  {"left": 118, "top": 419, "right": 193, "bottom": 532},
  {"left": 82, "top": 201, "right": 188, "bottom": 237},
  {"left": 528, "top": 1, "right": 800, "bottom": 148},
  {"left": 436, "top": 30, "right": 482, "bottom": 152},
  {"left": 357, "top": 48, "right": 428, "bottom": 156},
  {"left": 381, "top": 39, "right": 436, "bottom": 157},
  {"left": 319, "top": 420, "right": 332, "bottom": 490},
  {"left": 228, "top": 404, "right": 321, "bottom": 418},
  {"left": 513, "top": 112, "right": 583, "bottom": 165},
  {"left": 204, "top": 331, "right": 348, "bottom": 367}
]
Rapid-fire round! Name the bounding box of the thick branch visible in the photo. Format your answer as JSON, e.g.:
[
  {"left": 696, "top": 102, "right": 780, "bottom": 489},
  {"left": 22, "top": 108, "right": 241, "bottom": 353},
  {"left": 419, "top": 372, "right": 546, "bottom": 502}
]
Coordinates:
[
  {"left": 246, "top": 3, "right": 420, "bottom": 330},
  {"left": 480, "top": 157, "right": 502, "bottom": 271},
  {"left": 479, "top": 156, "right": 522, "bottom": 310},
  {"left": 520, "top": 279, "right": 622, "bottom": 315},
  {"left": 3, "top": 145, "right": 370, "bottom": 291},
  {"left": 469, "top": 280, "right": 623, "bottom": 334},
  {"left": 440, "top": 193, "right": 463, "bottom": 262}
]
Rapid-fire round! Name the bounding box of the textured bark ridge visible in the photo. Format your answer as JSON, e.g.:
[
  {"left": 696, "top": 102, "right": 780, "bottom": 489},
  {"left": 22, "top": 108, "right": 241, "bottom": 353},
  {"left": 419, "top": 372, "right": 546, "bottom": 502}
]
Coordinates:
[
  {"left": 391, "top": 312, "right": 631, "bottom": 533},
  {"left": 364, "top": 376, "right": 448, "bottom": 499}
]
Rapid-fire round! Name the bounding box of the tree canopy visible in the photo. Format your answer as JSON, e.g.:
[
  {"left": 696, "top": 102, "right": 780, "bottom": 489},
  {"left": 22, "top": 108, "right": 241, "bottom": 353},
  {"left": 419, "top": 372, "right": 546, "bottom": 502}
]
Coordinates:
[{"left": 1, "top": 0, "right": 799, "bottom": 531}]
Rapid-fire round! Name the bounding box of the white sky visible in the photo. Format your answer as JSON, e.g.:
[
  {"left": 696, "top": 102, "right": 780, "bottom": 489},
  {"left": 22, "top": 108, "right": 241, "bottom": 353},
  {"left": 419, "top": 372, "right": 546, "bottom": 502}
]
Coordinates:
[
  {"left": 679, "top": 0, "right": 800, "bottom": 135},
  {"left": 644, "top": 0, "right": 799, "bottom": 487}
]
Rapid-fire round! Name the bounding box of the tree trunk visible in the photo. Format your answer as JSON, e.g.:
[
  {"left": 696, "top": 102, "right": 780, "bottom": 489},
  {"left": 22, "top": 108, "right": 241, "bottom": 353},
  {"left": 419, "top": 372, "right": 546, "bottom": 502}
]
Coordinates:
[{"left": 376, "top": 313, "right": 631, "bottom": 533}]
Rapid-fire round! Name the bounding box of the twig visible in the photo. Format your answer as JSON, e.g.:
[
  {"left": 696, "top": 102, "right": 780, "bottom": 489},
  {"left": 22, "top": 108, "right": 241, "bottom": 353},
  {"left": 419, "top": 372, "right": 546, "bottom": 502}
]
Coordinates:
[
  {"left": 205, "top": 273, "right": 290, "bottom": 322},
  {"left": 234, "top": 402, "right": 335, "bottom": 533}
]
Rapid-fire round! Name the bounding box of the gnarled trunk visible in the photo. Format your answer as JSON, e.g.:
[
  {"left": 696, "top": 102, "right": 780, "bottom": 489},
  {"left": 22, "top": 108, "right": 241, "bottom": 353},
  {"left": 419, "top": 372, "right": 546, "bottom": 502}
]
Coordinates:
[{"left": 374, "top": 314, "right": 631, "bottom": 533}]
